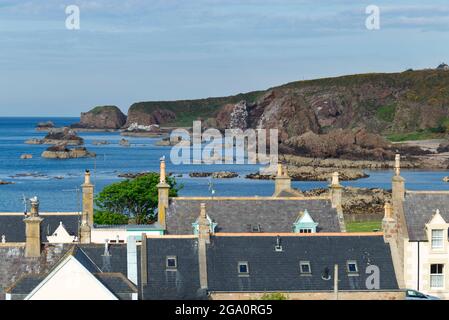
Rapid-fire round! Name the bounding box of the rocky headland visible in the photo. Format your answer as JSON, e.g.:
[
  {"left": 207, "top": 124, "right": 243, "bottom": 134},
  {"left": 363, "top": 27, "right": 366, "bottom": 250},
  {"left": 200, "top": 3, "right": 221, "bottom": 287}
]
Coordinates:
[{"left": 71, "top": 106, "right": 126, "bottom": 130}]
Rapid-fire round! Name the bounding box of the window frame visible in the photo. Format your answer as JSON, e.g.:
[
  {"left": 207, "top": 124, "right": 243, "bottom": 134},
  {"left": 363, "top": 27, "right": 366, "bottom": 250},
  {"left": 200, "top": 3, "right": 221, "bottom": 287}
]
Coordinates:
[
  {"left": 346, "top": 261, "right": 359, "bottom": 274},
  {"left": 166, "top": 256, "right": 178, "bottom": 270},
  {"left": 430, "top": 263, "right": 444, "bottom": 289},
  {"left": 431, "top": 229, "right": 444, "bottom": 249},
  {"left": 299, "top": 261, "right": 312, "bottom": 275},
  {"left": 238, "top": 261, "right": 250, "bottom": 276}
]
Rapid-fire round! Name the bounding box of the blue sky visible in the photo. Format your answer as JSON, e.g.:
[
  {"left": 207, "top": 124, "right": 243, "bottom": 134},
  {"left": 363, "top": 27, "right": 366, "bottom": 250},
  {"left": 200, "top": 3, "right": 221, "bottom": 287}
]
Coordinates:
[{"left": 0, "top": 0, "right": 448, "bottom": 116}]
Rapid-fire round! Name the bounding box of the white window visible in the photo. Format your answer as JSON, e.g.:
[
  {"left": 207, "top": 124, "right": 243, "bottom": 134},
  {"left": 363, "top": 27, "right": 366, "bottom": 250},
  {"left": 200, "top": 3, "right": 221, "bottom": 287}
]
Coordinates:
[
  {"left": 238, "top": 262, "right": 249, "bottom": 275},
  {"left": 430, "top": 264, "right": 444, "bottom": 288},
  {"left": 300, "top": 261, "right": 311, "bottom": 274},
  {"left": 347, "top": 261, "right": 358, "bottom": 274},
  {"left": 166, "top": 256, "right": 177, "bottom": 270},
  {"left": 431, "top": 229, "right": 444, "bottom": 249}
]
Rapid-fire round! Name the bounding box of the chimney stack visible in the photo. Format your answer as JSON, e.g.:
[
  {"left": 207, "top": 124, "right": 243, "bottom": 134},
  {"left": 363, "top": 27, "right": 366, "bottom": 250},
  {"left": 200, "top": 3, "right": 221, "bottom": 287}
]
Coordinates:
[
  {"left": 80, "top": 170, "right": 94, "bottom": 244},
  {"left": 382, "top": 202, "right": 397, "bottom": 243},
  {"left": 198, "top": 203, "right": 209, "bottom": 290},
  {"left": 392, "top": 154, "right": 405, "bottom": 202},
  {"left": 330, "top": 172, "right": 342, "bottom": 209},
  {"left": 274, "top": 163, "right": 292, "bottom": 196},
  {"left": 157, "top": 157, "right": 170, "bottom": 230},
  {"left": 24, "top": 197, "right": 43, "bottom": 258}
]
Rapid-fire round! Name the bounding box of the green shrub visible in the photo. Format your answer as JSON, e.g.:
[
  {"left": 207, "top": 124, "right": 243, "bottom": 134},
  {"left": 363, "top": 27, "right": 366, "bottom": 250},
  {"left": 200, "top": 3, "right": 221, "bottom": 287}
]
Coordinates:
[
  {"left": 260, "top": 293, "right": 288, "bottom": 300},
  {"left": 376, "top": 104, "right": 396, "bottom": 122}
]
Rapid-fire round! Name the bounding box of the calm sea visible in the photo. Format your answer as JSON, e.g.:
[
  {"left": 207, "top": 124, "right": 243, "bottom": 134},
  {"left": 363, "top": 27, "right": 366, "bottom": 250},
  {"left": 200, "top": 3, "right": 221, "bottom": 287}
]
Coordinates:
[{"left": 0, "top": 117, "right": 448, "bottom": 212}]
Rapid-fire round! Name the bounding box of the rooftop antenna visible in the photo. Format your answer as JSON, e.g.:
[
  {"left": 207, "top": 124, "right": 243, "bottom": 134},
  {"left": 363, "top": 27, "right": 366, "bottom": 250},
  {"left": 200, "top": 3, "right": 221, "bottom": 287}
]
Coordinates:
[
  {"left": 22, "top": 194, "right": 28, "bottom": 214},
  {"left": 208, "top": 178, "right": 216, "bottom": 199}
]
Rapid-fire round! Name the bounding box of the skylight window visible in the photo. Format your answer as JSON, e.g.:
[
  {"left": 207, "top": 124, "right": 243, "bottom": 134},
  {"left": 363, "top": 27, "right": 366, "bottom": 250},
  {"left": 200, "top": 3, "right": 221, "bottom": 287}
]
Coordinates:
[
  {"left": 300, "top": 261, "right": 311, "bottom": 274},
  {"left": 166, "top": 256, "right": 177, "bottom": 270},
  {"left": 347, "top": 261, "right": 358, "bottom": 274},
  {"left": 238, "top": 262, "right": 249, "bottom": 275}
]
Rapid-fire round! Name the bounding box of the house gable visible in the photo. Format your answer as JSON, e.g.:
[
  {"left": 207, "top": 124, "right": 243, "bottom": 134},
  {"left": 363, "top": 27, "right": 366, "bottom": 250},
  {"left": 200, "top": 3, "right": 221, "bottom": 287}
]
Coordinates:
[{"left": 25, "top": 255, "right": 118, "bottom": 300}]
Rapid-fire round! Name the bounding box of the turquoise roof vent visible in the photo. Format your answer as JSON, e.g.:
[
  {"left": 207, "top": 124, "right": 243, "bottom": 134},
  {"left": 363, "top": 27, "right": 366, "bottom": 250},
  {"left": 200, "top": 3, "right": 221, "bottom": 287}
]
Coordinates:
[{"left": 192, "top": 215, "right": 218, "bottom": 235}]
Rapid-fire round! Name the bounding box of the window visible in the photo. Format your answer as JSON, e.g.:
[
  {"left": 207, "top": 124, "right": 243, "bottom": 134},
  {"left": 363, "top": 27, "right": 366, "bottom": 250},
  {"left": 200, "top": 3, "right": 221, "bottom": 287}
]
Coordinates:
[
  {"left": 299, "top": 229, "right": 312, "bottom": 234},
  {"left": 430, "top": 264, "right": 444, "bottom": 288},
  {"left": 166, "top": 256, "right": 177, "bottom": 270},
  {"left": 238, "top": 262, "right": 249, "bottom": 275},
  {"left": 347, "top": 261, "right": 358, "bottom": 274},
  {"left": 432, "top": 230, "right": 444, "bottom": 249},
  {"left": 300, "top": 261, "right": 311, "bottom": 274}
]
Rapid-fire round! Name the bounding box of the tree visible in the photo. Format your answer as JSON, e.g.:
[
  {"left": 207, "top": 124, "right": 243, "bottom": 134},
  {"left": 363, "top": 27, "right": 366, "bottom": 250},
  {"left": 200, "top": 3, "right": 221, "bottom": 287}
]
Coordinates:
[{"left": 94, "top": 173, "right": 180, "bottom": 225}]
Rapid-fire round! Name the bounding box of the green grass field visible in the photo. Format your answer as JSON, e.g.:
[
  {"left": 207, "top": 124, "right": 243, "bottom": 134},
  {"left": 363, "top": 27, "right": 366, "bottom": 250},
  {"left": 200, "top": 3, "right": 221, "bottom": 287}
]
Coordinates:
[{"left": 346, "top": 220, "right": 382, "bottom": 233}]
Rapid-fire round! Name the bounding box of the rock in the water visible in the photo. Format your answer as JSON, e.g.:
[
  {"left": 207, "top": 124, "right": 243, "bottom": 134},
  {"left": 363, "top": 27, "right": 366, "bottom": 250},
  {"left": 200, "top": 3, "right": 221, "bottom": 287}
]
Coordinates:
[
  {"left": 119, "top": 138, "right": 130, "bottom": 147},
  {"left": 0, "top": 180, "right": 14, "bottom": 185},
  {"left": 246, "top": 166, "right": 368, "bottom": 181},
  {"left": 40, "top": 127, "right": 84, "bottom": 145},
  {"left": 92, "top": 140, "right": 109, "bottom": 145},
  {"left": 36, "top": 121, "right": 55, "bottom": 131},
  {"left": 211, "top": 171, "right": 239, "bottom": 179},
  {"left": 25, "top": 138, "right": 44, "bottom": 145},
  {"left": 443, "top": 176, "right": 449, "bottom": 182},
  {"left": 42, "top": 145, "right": 96, "bottom": 159},
  {"left": 71, "top": 106, "right": 127, "bottom": 130},
  {"left": 20, "top": 154, "right": 33, "bottom": 160},
  {"left": 189, "top": 172, "right": 213, "bottom": 178}
]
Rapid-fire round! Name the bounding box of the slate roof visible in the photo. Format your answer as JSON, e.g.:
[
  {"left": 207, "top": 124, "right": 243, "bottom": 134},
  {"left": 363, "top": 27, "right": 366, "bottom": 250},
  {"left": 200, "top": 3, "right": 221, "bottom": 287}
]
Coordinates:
[
  {"left": 6, "top": 244, "right": 133, "bottom": 299},
  {"left": 6, "top": 274, "right": 45, "bottom": 294},
  {"left": 403, "top": 192, "right": 449, "bottom": 241},
  {"left": 78, "top": 244, "right": 129, "bottom": 275},
  {"left": 207, "top": 235, "right": 398, "bottom": 292},
  {"left": 166, "top": 198, "right": 341, "bottom": 235},
  {"left": 142, "top": 238, "right": 206, "bottom": 300},
  {"left": 0, "top": 214, "right": 80, "bottom": 242},
  {"left": 144, "top": 235, "right": 398, "bottom": 299},
  {"left": 94, "top": 273, "right": 137, "bottom": 294}
]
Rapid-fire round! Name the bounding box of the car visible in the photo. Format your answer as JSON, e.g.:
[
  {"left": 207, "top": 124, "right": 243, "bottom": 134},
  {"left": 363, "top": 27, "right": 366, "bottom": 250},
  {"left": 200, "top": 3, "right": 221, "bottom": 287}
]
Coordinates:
[{"left": 405, "top": 289, "right": 440, "bottom": 300}]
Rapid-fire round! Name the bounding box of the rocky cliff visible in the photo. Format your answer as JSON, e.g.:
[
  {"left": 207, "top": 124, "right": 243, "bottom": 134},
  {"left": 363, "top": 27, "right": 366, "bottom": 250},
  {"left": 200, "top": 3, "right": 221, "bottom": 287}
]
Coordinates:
[{"left": 72, "top": 106, "right": 126, "bottom": 129}]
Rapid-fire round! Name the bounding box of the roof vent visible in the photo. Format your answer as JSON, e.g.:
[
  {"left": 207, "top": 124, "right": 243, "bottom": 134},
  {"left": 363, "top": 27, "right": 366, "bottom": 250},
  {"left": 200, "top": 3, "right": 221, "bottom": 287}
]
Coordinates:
[
  {"left": 247, "top": 224, "right": 262, "bottom": 233},
  {"left": 275, "top": 235, "right": 283, "bottom": 252},
  {"left": 104, "top": 239, "right": 110, "bottom": 256},
  {"left": 321, "top": 267, "right": 331, "bottom": 280}
]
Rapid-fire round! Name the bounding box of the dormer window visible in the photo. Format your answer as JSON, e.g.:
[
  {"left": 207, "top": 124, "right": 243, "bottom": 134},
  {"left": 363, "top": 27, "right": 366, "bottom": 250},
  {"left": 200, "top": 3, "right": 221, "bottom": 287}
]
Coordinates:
[
  {"left": 293, "top": 210, "right": 318, "bottom": 234},
  {"left": 432, "top": 230, "right": 444, "bottom": 249}
]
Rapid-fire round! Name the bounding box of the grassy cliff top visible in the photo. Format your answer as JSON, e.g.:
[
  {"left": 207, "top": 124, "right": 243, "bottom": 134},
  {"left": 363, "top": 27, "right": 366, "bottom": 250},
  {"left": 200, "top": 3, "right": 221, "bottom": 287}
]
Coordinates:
[{"left": 88, "top": 105, "right": 124, "bottom": 115}]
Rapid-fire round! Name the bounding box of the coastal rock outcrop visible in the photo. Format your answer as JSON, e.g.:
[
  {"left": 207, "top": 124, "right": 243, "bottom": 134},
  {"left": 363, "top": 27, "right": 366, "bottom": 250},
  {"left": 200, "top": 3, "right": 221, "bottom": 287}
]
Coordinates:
[
  {"left": 71, "top": 106, "right": 127, "bottom": 130},
  {"left": 246, "top": 167, "right": 368, "bottom": 182},
  {"left": 26, "top": 128, "right": 84, "bottom": 145},
  {"left": 36, "top": 121, "right": 55, "bottom": 131},
  {"left": 125, "top": 106, "right": 176, "bottom": 127},
  {"left": 304, "top": 187, "right": 391, "bottom": 216},
  {"left": 189, "top": 171, "right": 239, "bottom": 179},
  {"left": 41, "top": 145, "right": 96, "bottom": 159}
]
